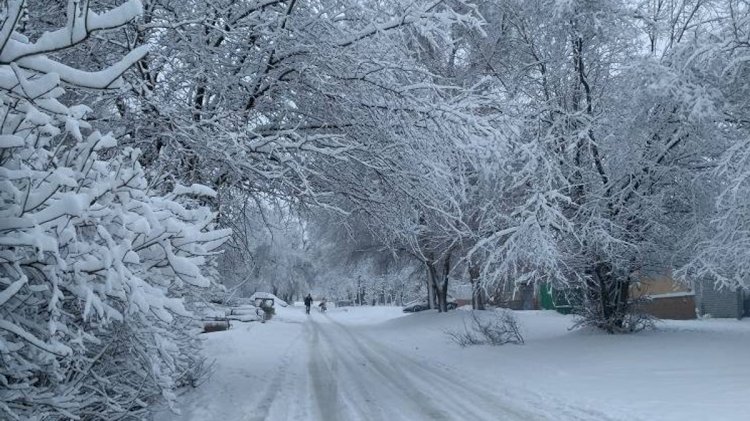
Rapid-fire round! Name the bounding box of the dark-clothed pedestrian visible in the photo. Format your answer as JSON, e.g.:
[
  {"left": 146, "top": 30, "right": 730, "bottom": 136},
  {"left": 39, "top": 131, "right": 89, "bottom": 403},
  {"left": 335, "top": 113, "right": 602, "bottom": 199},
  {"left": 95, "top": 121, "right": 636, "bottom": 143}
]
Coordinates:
[{"left": 304, "top": 294, "right": 313, "bottom": 315}]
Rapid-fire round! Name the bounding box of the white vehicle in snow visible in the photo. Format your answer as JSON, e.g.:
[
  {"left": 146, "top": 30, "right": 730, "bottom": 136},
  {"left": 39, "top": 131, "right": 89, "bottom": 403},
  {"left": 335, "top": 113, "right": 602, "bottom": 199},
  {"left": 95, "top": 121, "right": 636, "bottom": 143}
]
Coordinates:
[
  {"left": 402, "top": 297, "right": 457, "bottom": 312},
  {"left": 249, "top": 292, "right": 289, "bottom": 307}
]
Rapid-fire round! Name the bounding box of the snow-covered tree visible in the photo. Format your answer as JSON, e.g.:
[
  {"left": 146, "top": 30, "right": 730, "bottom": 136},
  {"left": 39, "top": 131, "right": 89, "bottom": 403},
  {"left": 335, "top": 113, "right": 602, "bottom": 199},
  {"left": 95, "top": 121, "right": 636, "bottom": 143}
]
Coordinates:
[
  {"left": 437, "top": 0, "right": 734, "bottom": 331},
  {"left": 0, "top": 1, "right": 229, "bottom": 418},
  {"left": 675, "top": 1, "right": 750, "bottom": 291},
  {"left": 217, "top": 196, "right": 313, "bottom": 302},
  {"left": 81, "top": 0, "right": 484, "bottom": 214},
  {"left": 97, "top": 0, "right": 497, "bottom": 312}
]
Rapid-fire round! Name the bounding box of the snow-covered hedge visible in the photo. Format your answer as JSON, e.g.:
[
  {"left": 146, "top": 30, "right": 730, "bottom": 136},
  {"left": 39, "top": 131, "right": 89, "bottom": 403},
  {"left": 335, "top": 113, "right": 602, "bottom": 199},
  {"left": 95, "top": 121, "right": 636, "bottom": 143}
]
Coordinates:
[{"left": 0, "top": 1, "right": 229, "bottom": 419}]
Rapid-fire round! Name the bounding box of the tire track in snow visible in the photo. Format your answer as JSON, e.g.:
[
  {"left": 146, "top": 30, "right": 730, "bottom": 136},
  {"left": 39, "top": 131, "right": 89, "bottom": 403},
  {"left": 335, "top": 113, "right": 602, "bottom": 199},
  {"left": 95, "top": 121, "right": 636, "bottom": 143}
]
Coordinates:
[
  {"left": 323, "top": 317, "right": 528, "bottom": 420},
  {"left": 368, "top": 337, "right": 619, "bottom": 421},
  {"left": 245, "top": 325, "right": 305, "bottom": 421},
  {"left": 313, "top": 319, "right": 451, "bottom": 420},
  {"left": 247, "top": 314, "right": 622, "bottom": 421},
  {"left": 308, "top": 321, "right": 388, "bottom": 421},
  {"left": 308, "top": 320, "right": 343, "bottom": 421},
  {"left": 325, "top": 315, "right": 619, "bottom": 421},
  {"left": 341, "top": 324, "right": 537, "bottom": 420}
]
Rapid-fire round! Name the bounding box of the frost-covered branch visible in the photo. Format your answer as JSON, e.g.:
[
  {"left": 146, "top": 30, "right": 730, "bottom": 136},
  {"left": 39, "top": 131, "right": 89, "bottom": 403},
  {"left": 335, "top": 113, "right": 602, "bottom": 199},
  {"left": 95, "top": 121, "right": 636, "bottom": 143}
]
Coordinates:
[
  {"left": 0, "top": 2, "right": 226, "bottom": 419},
  {"left": 0, "top": 0, "right": 148, "bottom": 89}
]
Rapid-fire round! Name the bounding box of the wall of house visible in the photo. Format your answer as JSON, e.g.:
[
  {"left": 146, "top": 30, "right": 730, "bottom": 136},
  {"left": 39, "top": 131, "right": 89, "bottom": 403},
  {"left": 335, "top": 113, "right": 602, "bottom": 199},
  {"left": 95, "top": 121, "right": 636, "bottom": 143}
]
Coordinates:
[
  {"left": 630, "top": 270, "right": 691, "bottom": 299},
  {"left": 488, "top": 282, "right": 540, "bottom": 310},
  {"left": 695, "top": 280, "right": 742, "bottom": 319},
  {"left": 637, "top": 294, "right": 696, "bottom": 320}
]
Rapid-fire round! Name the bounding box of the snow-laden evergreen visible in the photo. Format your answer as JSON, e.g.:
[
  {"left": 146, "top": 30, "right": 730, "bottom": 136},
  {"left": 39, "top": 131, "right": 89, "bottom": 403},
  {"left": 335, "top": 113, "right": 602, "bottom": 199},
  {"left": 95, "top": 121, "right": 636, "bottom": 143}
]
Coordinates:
[{"left": 0, "top": 1, "right": 229, "bottom": 419}]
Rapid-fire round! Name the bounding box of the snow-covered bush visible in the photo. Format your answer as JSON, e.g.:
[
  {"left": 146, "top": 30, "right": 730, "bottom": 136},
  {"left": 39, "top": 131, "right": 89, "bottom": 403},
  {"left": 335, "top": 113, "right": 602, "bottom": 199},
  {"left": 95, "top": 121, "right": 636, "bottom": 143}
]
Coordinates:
[
  {"left": 0, "top": 1, "right": 229, "bottom": 419},
  {"left": 446, "top": 310, "right": 524, "bottom": 347},
  {"left": 571, "top": 295, "right": 656, "bottom": 334}
]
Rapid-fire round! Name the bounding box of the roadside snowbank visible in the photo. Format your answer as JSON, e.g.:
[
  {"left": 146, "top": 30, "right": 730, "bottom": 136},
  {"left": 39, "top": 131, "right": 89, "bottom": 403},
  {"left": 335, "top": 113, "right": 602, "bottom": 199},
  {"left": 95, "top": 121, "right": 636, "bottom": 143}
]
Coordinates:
[
  {"left": 371, "top": 309, "right": 750, "bottom": 421},
  {"left": 156, "top": 306, "right": 750, "bottom": 421},
  {"left": 325, "top": 305, "right": 408, "bottom": 325}
]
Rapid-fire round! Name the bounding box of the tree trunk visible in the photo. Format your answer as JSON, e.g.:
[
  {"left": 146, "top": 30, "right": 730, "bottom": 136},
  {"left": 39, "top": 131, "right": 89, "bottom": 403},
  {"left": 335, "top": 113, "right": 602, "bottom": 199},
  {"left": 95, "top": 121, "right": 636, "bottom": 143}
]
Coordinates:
[
  {"left": 437, "top": 254, "right": 451, "bottom": 312},
  {"left": 469, "top": 263, "right": 485, "bottom": 310},
  {"left": 426, "top": 261, "right": 437, "bottom": 310},
  {"left": 585, "top": 260, "right": 631, "bottom": 333},
  {"left": 356, "top": 276, "right": 363, "bottom": 305}
]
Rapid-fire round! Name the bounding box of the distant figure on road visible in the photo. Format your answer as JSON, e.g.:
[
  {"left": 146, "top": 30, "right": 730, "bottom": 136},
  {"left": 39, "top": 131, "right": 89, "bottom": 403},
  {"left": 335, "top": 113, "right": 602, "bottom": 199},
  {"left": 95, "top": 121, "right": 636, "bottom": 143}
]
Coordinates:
[
  {"left": 318, "top": 298, "right": 327, "bottom": 313},
  {"left": 304, "top": 294, "right": 313, "bottom": 315}
]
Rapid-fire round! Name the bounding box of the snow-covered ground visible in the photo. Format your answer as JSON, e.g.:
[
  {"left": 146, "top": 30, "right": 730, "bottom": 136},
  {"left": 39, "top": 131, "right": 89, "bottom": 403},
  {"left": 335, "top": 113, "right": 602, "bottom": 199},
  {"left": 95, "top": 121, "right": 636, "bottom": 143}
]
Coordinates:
[{"left": 154, "top": 306, "right": 750, "bottom": 421}]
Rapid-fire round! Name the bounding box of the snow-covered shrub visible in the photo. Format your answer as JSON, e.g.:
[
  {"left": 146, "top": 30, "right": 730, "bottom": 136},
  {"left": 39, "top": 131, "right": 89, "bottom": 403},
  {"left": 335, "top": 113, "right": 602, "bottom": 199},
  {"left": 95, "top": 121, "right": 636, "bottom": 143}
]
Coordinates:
[
  {"left": 446, "top": 310, "right": 524, "bottom": 347},
  {"left": 0, "top": 1, "right": 229, "bottom": 419},
  {"left": 571, "top": 295, "right": 656, "bottom": 334}
]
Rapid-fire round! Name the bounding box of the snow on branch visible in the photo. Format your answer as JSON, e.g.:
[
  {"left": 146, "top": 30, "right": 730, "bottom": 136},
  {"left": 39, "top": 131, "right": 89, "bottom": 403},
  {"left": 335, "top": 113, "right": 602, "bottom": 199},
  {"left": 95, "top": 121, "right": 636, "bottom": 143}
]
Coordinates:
[
  {"left": 1, "top": 0, "right": 144, "bottom": 62},
  {"left": 337, "top": 0, "right": 481, "bottom": 47},
  {"left": 0, "top": 0, "right": 148, "bottom": 89},
  {"left": 0, "top": 1, "right": 224, "bottom": 419},
  {"left": 17, "top": 45, "right": 149, "bottom": 89},
  {"left": 0, "top": 1, "right": 23, "bottom": 54}
]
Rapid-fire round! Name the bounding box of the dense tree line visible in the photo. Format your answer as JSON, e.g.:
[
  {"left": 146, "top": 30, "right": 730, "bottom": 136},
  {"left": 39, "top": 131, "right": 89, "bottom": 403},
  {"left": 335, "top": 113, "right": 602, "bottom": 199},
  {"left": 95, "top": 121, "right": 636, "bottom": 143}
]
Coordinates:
[{"left": 2, "top": 0, "right": 749, "bottom": 418}]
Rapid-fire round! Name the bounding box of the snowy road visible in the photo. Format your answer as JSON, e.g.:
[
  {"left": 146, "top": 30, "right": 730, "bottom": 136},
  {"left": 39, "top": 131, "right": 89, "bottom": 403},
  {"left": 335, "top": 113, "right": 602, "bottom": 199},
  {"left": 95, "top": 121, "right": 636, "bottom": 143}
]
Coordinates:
[
  {"left": 157, "top": 307, "right": 619, "bottom": 421},
  {"left": 303, "top": 316, "right": 538, "bottom": 420}
]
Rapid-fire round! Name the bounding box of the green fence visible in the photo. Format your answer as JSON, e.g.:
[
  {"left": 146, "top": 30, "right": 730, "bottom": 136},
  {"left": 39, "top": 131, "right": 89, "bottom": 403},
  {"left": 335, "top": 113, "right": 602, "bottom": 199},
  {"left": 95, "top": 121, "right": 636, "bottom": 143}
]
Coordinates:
[{"left": 539, "top": 283, "right": 574, "bottom": 315}]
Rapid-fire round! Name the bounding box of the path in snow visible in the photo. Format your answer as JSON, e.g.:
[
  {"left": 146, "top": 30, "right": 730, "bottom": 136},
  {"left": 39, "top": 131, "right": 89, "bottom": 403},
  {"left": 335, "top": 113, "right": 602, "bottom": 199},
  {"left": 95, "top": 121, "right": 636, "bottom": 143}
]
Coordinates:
[
  {"left": 156, "top": 308, "right": 616, "bottom": 421},
  {"left": 156, "top": 306, "right": 750, "bottom": 421},
  {"left": 305, "top": 315, "right": 534, "bottom": 420},
  {"left": 250, "top": 313, "right": 610, "bottom": 421}
]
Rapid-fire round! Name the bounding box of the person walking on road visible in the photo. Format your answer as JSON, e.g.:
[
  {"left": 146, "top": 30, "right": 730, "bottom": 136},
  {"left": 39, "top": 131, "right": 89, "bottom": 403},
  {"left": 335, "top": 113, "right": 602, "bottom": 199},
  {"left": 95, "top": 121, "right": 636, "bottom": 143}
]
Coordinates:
[
  {"left": 304, "top": 294, "right": 313, "bottom": 315},
  {"left": 318, "top": 297, "right": 327, "bottom": 313}
]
